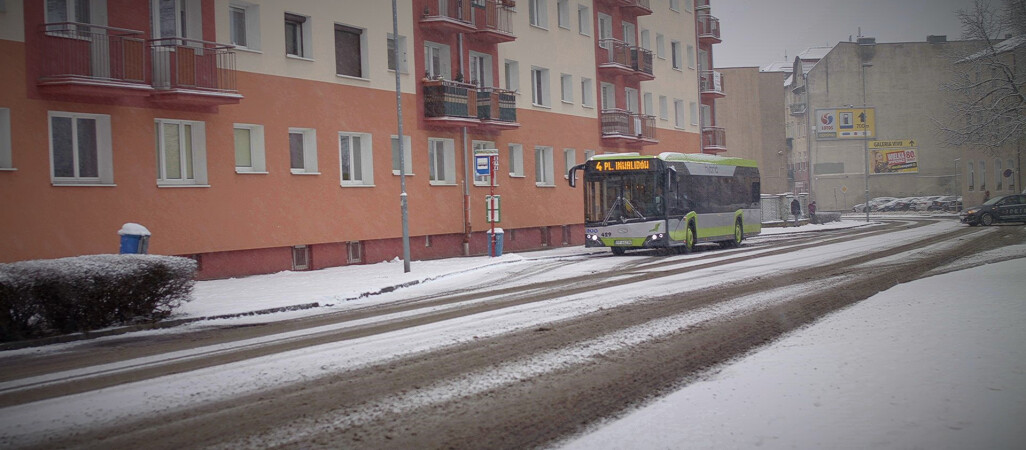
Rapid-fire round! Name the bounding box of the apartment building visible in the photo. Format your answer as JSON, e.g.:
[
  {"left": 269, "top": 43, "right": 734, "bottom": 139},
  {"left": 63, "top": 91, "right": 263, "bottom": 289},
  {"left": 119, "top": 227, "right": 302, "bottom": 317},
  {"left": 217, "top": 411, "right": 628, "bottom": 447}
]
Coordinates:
[{"left": 0, "top": 0, "right": 713, "bottom": 279}]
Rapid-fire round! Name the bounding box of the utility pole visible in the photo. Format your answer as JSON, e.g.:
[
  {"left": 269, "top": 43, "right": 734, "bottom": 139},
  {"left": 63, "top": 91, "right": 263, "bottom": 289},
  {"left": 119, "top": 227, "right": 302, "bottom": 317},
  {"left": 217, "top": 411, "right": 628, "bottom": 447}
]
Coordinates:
[{"left": 392, "top": 0, "right": 411, "bottom": 272}]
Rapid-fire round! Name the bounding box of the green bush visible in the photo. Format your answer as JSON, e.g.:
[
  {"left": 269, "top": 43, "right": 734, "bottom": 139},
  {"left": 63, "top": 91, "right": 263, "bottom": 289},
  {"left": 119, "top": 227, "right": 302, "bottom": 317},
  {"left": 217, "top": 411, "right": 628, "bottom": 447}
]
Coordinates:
[{"left": 0, "top": 255, "right": 197, "bottom": 342}]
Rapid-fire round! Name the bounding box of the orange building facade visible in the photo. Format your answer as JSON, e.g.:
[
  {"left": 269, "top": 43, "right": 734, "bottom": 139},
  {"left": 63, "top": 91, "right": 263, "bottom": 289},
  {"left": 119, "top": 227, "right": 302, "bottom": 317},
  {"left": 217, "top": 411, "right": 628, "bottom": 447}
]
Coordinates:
[{"left": 0, "top": 0, "right": 718, "bottom": 279}]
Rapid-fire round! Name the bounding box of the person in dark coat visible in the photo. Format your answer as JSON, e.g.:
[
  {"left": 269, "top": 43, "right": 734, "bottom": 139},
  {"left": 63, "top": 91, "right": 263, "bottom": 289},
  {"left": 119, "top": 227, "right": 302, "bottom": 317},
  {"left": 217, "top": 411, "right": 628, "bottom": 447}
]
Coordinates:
[
  {"left": 790, "top": 198, "right": 801, "bottom": 227},
  {"left": 809, "top": 201, "right": 817, "bottom": 224}
]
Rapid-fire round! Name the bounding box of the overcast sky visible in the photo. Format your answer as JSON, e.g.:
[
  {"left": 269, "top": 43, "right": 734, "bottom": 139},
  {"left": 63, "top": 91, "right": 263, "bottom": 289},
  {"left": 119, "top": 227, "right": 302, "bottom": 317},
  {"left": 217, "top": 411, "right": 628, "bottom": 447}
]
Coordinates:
[{"left": 712, "top": 0, "right": 978, "bottom": 68}]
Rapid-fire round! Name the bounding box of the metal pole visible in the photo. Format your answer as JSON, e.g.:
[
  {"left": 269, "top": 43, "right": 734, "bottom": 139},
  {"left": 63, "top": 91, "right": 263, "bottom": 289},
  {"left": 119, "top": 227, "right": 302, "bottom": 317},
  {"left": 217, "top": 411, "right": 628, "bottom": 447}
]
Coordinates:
[
  {"left": 393, "top": 0, "right": 411, "bottom": 272},
  {"left": 862, "top": 60, "right": 870, "bottom": 223}
]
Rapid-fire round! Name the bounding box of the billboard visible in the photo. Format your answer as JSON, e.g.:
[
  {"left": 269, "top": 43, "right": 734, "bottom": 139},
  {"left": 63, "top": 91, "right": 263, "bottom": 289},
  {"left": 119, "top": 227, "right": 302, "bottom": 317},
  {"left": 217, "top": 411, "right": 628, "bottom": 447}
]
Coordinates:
[
  {"left": 816, "top": 107, "right": 875, "bottom": 140},
  {"left": 870, "top": 139, "right": 918, "bottom": 174}
]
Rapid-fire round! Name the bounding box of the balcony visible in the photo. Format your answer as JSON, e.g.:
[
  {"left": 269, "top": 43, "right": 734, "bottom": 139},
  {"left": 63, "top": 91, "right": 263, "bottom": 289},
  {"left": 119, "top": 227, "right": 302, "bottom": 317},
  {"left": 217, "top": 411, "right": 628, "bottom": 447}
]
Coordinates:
[
  {"left": 699, "top": 70, "right": 725, "bottom": 98},
  {"left": 420, "top": 0, "right": 476, "bottom": 34},
  {"left": 597, "top": 39, "right": 655, "bottom": 81},
  {"left": 696, "top": 0, "right": 710, "bottom": 10},
  {"left": 789, "top": 103, "right": 807, "bottom": 115},
  {"left": 475, "top": 0, "right": 516, "bottom": 43},
  {"left": 423, "top": 79, "right": 519, "bottom": 129},
  {"left": 601, "top": 109, "right": 657, "bottom": 146},
  {"left": 702, "top": 126, "right": 726, "bottom": 153},
  {"left": 148, "top": 38, "right": 241, "bottom": 107},
  {"left": 697, "top": 14, "right": 721, "bottom": 44},
  {"left": 618, "top": 0, "right": 653, "bottom": 16},
  {"left": 37, "top": 23, "right": 152, "bottom": 97}
]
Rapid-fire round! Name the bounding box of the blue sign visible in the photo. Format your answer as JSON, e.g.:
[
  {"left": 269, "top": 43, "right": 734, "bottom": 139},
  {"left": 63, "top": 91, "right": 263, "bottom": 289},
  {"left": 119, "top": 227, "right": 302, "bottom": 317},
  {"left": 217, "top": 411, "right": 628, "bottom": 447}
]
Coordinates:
[{"left": 475, "top": 156, "right": 491, "bottom": 176}]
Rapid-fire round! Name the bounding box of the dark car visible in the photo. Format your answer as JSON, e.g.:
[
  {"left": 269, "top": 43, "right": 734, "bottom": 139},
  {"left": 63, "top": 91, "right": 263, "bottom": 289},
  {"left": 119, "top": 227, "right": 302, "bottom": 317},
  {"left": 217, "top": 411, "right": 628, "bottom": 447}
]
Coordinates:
[{"left": 961, "top": 194, "right": 1026, "bottom": 226}]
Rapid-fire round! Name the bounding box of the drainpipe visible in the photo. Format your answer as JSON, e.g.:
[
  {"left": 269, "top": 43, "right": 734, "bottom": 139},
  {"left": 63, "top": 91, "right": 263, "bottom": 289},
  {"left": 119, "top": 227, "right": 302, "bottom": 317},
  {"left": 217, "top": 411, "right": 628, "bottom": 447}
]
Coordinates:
[{"left": 459, "top": 33, "right": 471, "bottom": 256}]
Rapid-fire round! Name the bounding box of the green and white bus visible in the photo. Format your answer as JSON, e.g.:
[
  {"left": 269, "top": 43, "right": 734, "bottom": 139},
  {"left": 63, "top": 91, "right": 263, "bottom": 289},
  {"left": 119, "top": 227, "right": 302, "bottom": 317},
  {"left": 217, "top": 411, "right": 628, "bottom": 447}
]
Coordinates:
[{"left": 568, "top": 152, "right": 761, "bottom": 255}]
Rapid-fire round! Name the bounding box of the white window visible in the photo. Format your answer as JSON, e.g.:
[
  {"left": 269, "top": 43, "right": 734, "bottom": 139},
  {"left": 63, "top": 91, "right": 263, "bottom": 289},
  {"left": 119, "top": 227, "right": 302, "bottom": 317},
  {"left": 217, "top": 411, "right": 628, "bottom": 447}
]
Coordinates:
[
  {"left": 292, "top": 245, "right": 309, "bottom": 270},
  {"left": 670, "top": 0, "right": 680, "bottom": 12},
  {"left": 686, "top": 0, "right": 694, "bottom": 13},
  {"left": 563, "top": 148, "right": 576, "bottom": 179},
  {"left": 584, "top": 149, "right": 595, "bottom": 161},
  {"left": 284, "top": 12, "right": 311, "bottom": 58},
  {"left": 535, "top": 146, "right": 554, "bottom": 186},
  {"left": 600, "top": 82, "right": 615, "bottom": 110},
  {"left": 621, "top": 22, "right": 636, "bottom": 46},
  {"left": 625, "top": 87, "right": 639, "bottom": 113},
  {"left": 48, "top": 111, "right": 113, "bottom": 185},
  {"left": 473, "top": 140, "right": 496, "bottom": 186},
  {"left": 674, "top": 99, "right": 685, "bottom": 128},
  {"left": 424, "top": 41, "right": 451, "bottom": 79},
  {"left": 557, "top": 0, "right": 570, "bottom": 29},
  {"left": 508, "top": 143, "right": 524, "bottom": 177},
  {"left": 671, "top": 40, "right": 682, "bottom": 70},
  {"left": 690, "top": 101, "right": 699, "bottom": 125},
  {"left": 289, "top": 128, "right": 318, "bottom": 174},
  {"left": 233, "top": 124, "right": 266, "bottom": 173},
  {"left": 687, "top": 44, "right": 695, "bottom": 69},
  {"left": 469, "top": 52, "right": 493, "bottom": 87},
  {"left": 577, "top": 5, "right": 591, "bottom": 36},
  {"left": 504, "top": 59, "right": 520, "bottom": 91},
  {"left": 46, "top": 0, "right": 92, "bottom": 25},
  {"left": 529, "top": 0, "right": 548, "bottom": 28},
  {"left": 655, "top": 33, "right": 665, "bottom": 59},
  {"left": 391, "top": 135, "right": 413, "bottom": 175},
  {"left": 0, "top": 108, "right": 11, "bottom": 169},
  {"left": 387, "top": 33, "right": 408, "bottom": 74},
  {"left": 643, "top": 92, "right": 654, "bottom": 116},
  {"left": 701, "top": 103, "right": 711, "bottom": 126},
  {"left": 581, "top": 77, "right": 594, "bottom": 108},
  {"left": 640, "top": 29, "right": 651, "bottom": 50},
  {"left": 155, "top": 118, "right": 207, "bottom": 186},
  {"left": 597, "top": 13, "right": 612, "bottom": 47},
  {"left": 531, "top": 66, "right": 550, "bottom": 107},
  {"left": 560, "top": 73, "right": 573, "bottom": 103},
  {"left": 347, "top": 241, "right": 363, "bottom": 263},
  {"left": 429, "top": 138, "right": 456, "bottom": 185},
  {"left": 335, "top": 23, "right": 367, "bottom": 78},
  {"left": 152, "top": 0, "right": 203, "bottom": 39},
  {"left": 229, "top": 2, "right": 261, "bottom": 50},
  {"left": 339, "top": 132, "right": 373, "bottom": 186},
  {"left": 659, "top": 95, "right": 668, "bottom": 120}
]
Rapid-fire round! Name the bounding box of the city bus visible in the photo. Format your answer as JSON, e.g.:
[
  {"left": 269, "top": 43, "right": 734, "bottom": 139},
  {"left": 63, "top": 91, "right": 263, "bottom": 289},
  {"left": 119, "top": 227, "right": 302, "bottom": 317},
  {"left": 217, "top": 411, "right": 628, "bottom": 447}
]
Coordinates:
[{"left": 568, "top": 152, "right": 761, "bottom": 255}]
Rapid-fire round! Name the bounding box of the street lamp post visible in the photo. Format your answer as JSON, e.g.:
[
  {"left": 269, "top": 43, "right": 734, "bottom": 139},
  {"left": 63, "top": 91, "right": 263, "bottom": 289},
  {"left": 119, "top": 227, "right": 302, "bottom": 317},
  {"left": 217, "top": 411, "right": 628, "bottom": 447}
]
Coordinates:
[
  {"left": 392, "top": 0, "right": 411, "bottom": 272},
  {"left": 862, "top": 60, "right": 872, "bottom": 223}
]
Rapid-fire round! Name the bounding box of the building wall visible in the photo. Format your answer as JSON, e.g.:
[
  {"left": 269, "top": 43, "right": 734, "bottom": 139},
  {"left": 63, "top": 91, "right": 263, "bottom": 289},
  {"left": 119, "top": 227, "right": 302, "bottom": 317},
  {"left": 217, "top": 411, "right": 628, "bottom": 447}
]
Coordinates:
[{"left": 714, "top": 67, "right": 788, "bottom": 194}]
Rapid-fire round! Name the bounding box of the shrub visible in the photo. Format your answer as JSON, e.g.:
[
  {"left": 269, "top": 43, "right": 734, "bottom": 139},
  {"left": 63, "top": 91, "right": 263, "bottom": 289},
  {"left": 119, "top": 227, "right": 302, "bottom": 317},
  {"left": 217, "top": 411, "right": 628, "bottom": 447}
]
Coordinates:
[{"left": 0, "top": 254, "right": 197, "bottom": 342}]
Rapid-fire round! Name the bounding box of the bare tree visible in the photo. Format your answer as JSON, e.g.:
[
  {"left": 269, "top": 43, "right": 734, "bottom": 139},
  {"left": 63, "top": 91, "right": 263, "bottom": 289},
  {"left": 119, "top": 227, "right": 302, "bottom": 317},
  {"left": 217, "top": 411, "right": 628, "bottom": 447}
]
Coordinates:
[{"left": 938, "top": 0, "right": 1026, "bottom": 151}]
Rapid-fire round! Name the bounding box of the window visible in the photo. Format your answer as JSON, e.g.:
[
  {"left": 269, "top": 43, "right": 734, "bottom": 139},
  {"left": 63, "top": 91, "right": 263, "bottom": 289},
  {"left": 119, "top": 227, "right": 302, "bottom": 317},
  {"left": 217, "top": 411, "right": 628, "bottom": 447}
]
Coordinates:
[
  {"left": 581, "top": 77, "right": 594, "bottom": 108},
  {"left": 155, "top": 118, "right": 206, "bottom": 186},
  {"left": 643, "top": 92, "right": 653, "bottom": 116},
  {"left": 597, "top": 13, "right": 612, "bottom": 47},
  {"left": 686, "top": 0, "right": 694, "bottom": 12},
  {"left": 387, "top": 33, "right": 408, "bottom": 74},
  {"left": 424, "top": 41, "right": 451, "bottom": 79},
  {"left": 968, "top": 161, "right": 975, "bottom": 191},
  {"left": 640, "top": 29, "right": 651, "bottom": 50},
  {"left": 229, "top": 2, "right": 260, "bottom": 50},
  {"left": 560, "top": 73, "right": 573, "bottom": 103},
  {"left": 0, "top": 108, "right": 11, "bottom": 170},
  {"left": 621, "top": 22, "right": 636, "bottom": 46},
  {"left": 1008, "top": 159, "right": 1015, "bottom": 191},
  {"left": 152, "top": 0, "right": 203, "bottom": 40},
  {"left": 288, "top": 128, "right": 318, "bottom": 174},
  {"left": 674, "top": 100, "right": 685, "bottom": 128},
  {"left": 473, "top": 140, "right": 496, "bottom": 186},
  {"left": 339, "top": 132, "right": 373, "bottom": 186},
  {"left": 535, "top": 146, "right": 554, "bottom": 186},
  {"left": 469, "top": 52, "right": 493, "bottom": 87},
  {"left": 557, "top": 0, "right": 570, "bottom": 29},
  {"left": 508, "top": 143, "right": 524, "bottom": 177},
  {"left": 347, "top": 241, "right": 362, "bottom": 263},
  {"left": 504, "top": 59, "right": 520, "bottom": 91},
  {"left": 531, "top": 66, "right": 550, "bottom": 107},
  {"left": 429, "top": 138, "right": 456, "bottom": 185},
  {"left": 292, "top": 245, "right": 309, "bottom": 270},
  {"left": 670, "top": 0, "right": 680, "bottom": 11},
  {"left": 600, "top": 82, "right": 615, "bottom": 110},
  {"left": 334, "top": 24, "right": 366, "bottom": 78},
  {"left": 979, "top": 160, "right": 986, "bottom": 190},
  {"left": 690, "top": 101, "right": 699, "bottom": 125},
  {"left": 529, "top": 0, "right": 548, "bottom": 28},
  {"left": 46, "top": 0, "right": 91, "bottom": 25},
  {"left": 49, "top": 111, "right": 112, "bottom": 185},
  {"left": 563, "top": 148, "right": 576, "bottom": 179},
  {"left": 584, "top": 149, "right": 595, "bottom": 161},
  {"left": 996, "top": 159, "right": 1003, "bottom": 191},
  {"left": 671, "top": 40, "right": 682, "bottom": 69},
  {"left": 233, "top": 124, "right": 266, "bottom": 173},
  {"left": 578, "top": 5, "right": 590, "bottom": 36},
  {"left": 655, "top": 33, "right": 665, "bottom": 59},
  {"left": 659, "top": 95, "right": 668, "bottom": 120},
  {"left": 391, "top": 135, "right": 413, "bottom": 175},
  {"left": 284, "top": 12, "right": 311, "bottom": 58},
  {"left": 687, "top": 45, "right": 695, "bottom": 69}
]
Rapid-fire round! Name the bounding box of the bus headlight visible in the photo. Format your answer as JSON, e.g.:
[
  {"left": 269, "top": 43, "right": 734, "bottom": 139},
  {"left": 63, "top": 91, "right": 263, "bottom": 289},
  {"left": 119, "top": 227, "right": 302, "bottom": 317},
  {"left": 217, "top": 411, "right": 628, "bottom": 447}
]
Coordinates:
[
  {"left": 586, "top": 234, "right": 600, "bottom": 241},
  {"left": 648, "top": 233, "right": 665, "bottom": 241}
]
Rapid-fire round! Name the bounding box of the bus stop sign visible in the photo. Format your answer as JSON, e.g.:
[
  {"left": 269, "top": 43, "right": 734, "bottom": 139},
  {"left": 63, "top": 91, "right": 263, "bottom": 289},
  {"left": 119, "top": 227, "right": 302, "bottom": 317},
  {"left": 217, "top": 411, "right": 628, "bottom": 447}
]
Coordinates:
[{"left": 475, "top": 156, "right": 491, "bottom": 176}]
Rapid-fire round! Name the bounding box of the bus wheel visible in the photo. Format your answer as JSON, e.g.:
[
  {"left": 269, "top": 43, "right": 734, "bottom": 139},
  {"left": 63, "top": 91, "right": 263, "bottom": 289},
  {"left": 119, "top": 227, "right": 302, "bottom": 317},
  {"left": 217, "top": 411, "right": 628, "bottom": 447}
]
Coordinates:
[
  {"left": 727, "top": 219, "right": 743, "bottom": 248},
  {"left": 611, "top": 247, "right": 626, "bottom": 256},
  {"left": 683, "top": 224, "right": 696, "bottom": 254}
]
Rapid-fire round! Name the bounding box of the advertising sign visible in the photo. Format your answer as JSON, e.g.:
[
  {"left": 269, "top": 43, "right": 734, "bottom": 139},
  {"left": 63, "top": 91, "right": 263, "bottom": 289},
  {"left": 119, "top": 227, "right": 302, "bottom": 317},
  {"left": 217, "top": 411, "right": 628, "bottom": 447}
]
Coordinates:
[
  {"left": 816, "top": 107, "right": 875, "bottom": 139},
  {"left": 869, "top": 139, "right": 918, "bottom": 174}
]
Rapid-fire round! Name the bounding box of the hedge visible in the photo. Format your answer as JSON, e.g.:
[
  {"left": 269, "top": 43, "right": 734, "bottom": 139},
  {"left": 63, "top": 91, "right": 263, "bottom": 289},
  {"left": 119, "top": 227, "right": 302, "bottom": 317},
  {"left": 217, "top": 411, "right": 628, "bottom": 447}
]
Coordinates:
[{"left": 0, "top": 254, "right": 197, "bottom": 342}]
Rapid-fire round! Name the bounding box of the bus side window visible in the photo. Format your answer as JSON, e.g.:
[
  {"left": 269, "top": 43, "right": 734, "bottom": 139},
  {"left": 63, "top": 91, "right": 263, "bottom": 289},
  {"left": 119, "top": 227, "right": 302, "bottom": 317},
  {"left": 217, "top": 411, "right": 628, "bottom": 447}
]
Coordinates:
[{"left": 751, "top": 181, "right": 761, "bottom": 206}]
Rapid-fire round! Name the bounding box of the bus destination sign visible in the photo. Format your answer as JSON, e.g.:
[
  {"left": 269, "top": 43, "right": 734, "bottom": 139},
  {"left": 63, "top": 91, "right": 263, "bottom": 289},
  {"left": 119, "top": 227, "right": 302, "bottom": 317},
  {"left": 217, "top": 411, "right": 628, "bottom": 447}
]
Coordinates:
[{"left": 592, "top": 159, "right": 651, "bottom": 172}]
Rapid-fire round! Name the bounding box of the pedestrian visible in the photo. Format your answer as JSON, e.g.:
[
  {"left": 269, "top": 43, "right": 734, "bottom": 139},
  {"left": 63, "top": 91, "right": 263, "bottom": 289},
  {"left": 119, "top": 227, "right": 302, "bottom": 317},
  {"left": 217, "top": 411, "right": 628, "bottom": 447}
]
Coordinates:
[
  {"left": 984, "top": 190, "right": 991, "bottom": 202},
  {"left": 809, "top": 201, "right": 817, "bottom": 224},
  {"left": 790, "top": 198, "right": 801, "bottom": 227}
]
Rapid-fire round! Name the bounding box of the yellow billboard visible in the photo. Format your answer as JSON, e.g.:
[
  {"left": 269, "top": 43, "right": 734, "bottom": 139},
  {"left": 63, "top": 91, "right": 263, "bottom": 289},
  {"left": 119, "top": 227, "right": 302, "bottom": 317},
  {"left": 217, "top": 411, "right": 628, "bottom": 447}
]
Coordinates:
[
  {"left": 816, "top": 107, "right": 875, "bottom": 140},
  {"left": 870, "top": 139, "right": 918, "bottom": 174}
]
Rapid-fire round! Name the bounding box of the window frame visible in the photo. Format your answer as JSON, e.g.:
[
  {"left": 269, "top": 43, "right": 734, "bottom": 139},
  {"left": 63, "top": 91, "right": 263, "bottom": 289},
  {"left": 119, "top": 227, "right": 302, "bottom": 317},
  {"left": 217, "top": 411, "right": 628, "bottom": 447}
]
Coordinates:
[
  {"left": 284, "top": 12, "right": 312, "bottom": 59},
  {"left": 424, "top": 41, "right": 451, "bottom": 79},
  {"left": 581, "top": 77, "right": 594, "bottom": 108},
  {"left": 508, "top": 143, "right": 525, "bottom": 177},
  {"left": 690, "top": 101, "right": 699, "bottom": 126},
  {"left": 671, "top": 40, "right": 683, "bottom": 70},
  {"left": 0, "top": 108, "right": 12, "bottom": 170},
  {"left": 387, "top": 33, "right": 408, "bottom": 74},
  {"left": 531, "top": 66, "right": 551, "bottom": 107},
  {"left": 577, "top": 4, "right": 591, "bottom": 36},
  {"left": 155, "top": 117, "right": 207, "bottom": 186},
  {"left": 659, "top": 95, "right": 668, "bottom": 121},
  {"left": 288, "top": 127, "right": 319, "bottom": 175},
  {"left": 504, "top": 59, "right": 520, "bottom": 91},
  {"left": 228, "top": 2, "right": 261, "bottom": 50},
  {"left": 339, "top": 131, "right": 373, "bottom": 186},
  {"left": 563, "top": 148, "right": 576, "bottom": 179},
  {"left": 49, "top": 111, "right": 113, "bottom": 185},
  {"left": 655, "top": 33, "right": 665, "bottom": 59},
  {"left": 560, "top": 73, "right": 573, "bottom": 103},
  {"left": 391, "top": 135, "right": 413, "bottom": 175},
  {"left": 557, "top": 0, "right": 570, "bottom": 29},
  {"left": 529, "top": 0, "right": 549, "bottom": 29},
  {"left": 674, "top": 99, "right": 685, "bottom": 128},
  {"left": 334, "top": 23, "right": 367, "bottom": 79},
  {"left": 535, "top": 145, "right": 554, "bottom": 186},
  {"left": 233, "top": 123, "right": 266, "bottom": 173},
  {"left": 428, "top": 137, "right": 457, "bottom": 185}
]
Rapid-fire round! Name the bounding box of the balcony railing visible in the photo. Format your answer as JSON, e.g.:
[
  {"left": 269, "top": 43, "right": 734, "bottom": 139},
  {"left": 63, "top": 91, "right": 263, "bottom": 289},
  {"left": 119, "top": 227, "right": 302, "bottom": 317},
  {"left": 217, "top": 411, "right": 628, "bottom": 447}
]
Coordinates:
[
  {"left": 697, "top": 14, "right": 721, "bottom": 43},
  {"left": 421, "top": 0, "right": 475, "bottom": 27},
  {"left": 39, "top": 22, "right": 148, "bottom": 85},
  {"left": 598, "top": 39, "right": 654, "bottom": 79},
  {"left": 477, "top": 87, "right": 517, "bottom": 122},
  {"left": 479, "top": 0, "right": 514, "bottom": 38},
  {"left": 149, "top": 37, "right": 237, "bottom": 93},
  {"left": 424, "top": 79, "right": 518, "bottom": 126},
  {"left": 696, "top": 0, "right": 711, "bottom": 9},
  {"left": 699, "top": 70, "right": 724, "bottom": 96},
  {"left": 702, "top": 126, "right": 726, "bottom": 150},
  {"left": 789, "top": 103, "right": 807, "bottom": 115},
  {"left": 619, "top": 0, "right": 652, "bottom": 15},
  {"left": 601, "top": 109, "right": 657, "bottom": 141}
]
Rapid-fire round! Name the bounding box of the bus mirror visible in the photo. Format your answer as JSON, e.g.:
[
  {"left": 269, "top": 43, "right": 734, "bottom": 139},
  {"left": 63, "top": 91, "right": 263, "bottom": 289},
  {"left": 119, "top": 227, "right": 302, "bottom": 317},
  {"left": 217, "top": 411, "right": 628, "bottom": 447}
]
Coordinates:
[{"left": 568, "top": 163, "right": 586, "bottom": 188}]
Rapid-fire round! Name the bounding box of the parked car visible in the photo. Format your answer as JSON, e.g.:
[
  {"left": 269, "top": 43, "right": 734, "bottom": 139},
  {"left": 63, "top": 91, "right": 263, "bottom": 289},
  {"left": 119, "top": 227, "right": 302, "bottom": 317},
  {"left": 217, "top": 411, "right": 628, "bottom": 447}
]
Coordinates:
[
  {"left": 911, "top": 196, "right": 944, "bottom": 211},
  {"left": 852, "top": 197, "right": 896, "bottom": 213},
  {"left": 960, "top": 194, "right": 1026, "bottom": 226},
  {"left": 876, "top": 198, "right": 908, "bottom": 212},
  {"left": 927, "top": 196, "right": 959, "bottom": 211}
]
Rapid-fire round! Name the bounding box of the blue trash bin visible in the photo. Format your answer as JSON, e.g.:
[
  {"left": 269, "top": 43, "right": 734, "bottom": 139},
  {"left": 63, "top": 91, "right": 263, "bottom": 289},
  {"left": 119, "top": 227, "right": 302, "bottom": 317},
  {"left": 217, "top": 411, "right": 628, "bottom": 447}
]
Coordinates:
[
  {"left": 487, "top": 228, "right": 504, "bottom": 257},
  {"left": 118, "top": 223, "right": 151, "bottom": 254}
]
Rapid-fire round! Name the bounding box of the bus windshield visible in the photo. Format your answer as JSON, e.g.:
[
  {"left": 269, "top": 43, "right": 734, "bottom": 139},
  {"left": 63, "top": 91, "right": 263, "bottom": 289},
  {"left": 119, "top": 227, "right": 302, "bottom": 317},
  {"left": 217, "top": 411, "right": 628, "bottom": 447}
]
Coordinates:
[{"left": 584, "top": 172, "right": 664, "bottom": 224}]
